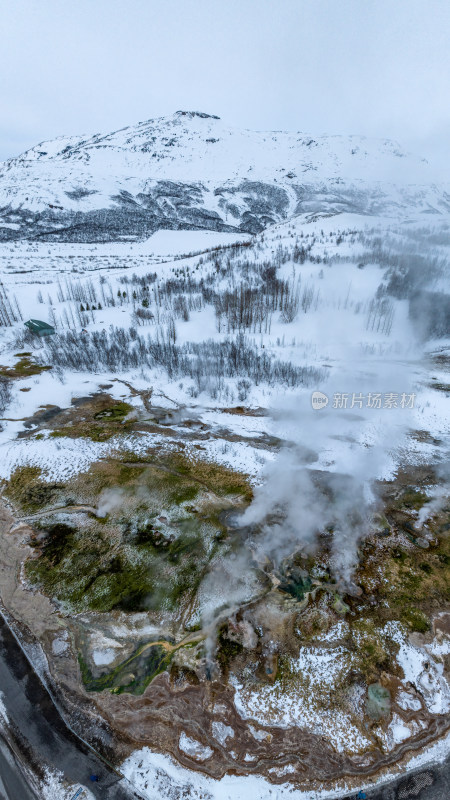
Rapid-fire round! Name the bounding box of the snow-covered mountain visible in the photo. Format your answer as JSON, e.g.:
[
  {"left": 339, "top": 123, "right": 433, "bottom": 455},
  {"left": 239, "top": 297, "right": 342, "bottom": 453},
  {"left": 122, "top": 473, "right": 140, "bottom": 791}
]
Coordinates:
[{"left": 0, "top": 110, "right": 449, "bottom": 242}]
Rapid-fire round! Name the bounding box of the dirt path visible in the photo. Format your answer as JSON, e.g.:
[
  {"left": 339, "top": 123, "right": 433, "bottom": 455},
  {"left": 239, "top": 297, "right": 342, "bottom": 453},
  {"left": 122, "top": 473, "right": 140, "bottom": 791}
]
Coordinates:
[{"left": 15, "top": 503, "right": 98, "bottom": 523}]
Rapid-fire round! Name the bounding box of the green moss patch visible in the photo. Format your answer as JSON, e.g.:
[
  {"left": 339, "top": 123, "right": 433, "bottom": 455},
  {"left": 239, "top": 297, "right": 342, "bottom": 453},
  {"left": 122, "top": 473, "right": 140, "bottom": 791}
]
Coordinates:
[
  {"left": 353, "top": 524, "right": 450, "bottom": 635},
  {"left": 50, "top": 400, "right": 134, "bottom": 442},
  {"left": 93, "top": 402, "right": 132, "bottom": 421},
  {"left": 398, "top": 489, "right": 428, "bottom": 510},
  {"left": 380, "top": 536, "right": 449, "bottom": 630},
  {"left": 21, "top": 448, "right": 245, "bottom": 616},
  {"left": 25, "top": 515, "right": 211, "bottom": 614},
  {"left": 0, "top": 355, "right": 52, "bottom": 379},
  {"left": 78, "top": 641, "right": 174, "bottom": 695},
  {"left": 122, "top": 448, "right": 253, "bottom": 502},
  {"left": 5, "top": 465, "right": 64, "bottom": 512},
  {"left": 169, "top": 483, "right": 199, "bottom": 505},
  {"left": 350, "top": 619, "right": 399, "bottom": 682}
]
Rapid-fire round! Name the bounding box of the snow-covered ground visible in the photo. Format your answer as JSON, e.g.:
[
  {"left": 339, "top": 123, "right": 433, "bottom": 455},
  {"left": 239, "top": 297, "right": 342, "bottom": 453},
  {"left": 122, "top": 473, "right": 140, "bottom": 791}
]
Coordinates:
[
  {"left": 121, "top": 728, "right": 450, "bottom": 800},
  {"left": 0, "top": 208, "right": 449, "bottom": 792},
  {"left": 231, "top": 620, "right": 450, "bottom": 756},
  {"left": 1, "top": 213, "right": 449, "bottom": 480},
  {"left": 0, "top": 212, "right": 448, "bottom": 586}
]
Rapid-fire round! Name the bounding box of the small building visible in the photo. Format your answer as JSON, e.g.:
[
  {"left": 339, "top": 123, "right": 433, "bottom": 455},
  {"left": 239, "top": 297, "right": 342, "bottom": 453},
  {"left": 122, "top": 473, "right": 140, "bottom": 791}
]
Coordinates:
[{"left": 24, "top": 319, "right": 56, "bottom": 337}]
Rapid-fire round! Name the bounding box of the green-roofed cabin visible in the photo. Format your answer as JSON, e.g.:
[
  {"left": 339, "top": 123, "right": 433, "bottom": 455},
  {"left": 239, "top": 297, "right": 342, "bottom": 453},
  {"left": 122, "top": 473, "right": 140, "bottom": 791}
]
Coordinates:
[{"left": 24, "top": 319, "right": 56, "bottom": 337}]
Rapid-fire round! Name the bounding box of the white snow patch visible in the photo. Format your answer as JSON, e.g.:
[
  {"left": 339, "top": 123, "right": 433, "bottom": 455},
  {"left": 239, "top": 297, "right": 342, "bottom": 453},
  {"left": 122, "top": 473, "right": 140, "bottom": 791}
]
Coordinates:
[
  {"left": 397, "top": 691, "right": 422, "bottom": 712},
  {"left": 39, "top": 768, "right": 95, "bottom": 799},
  {"left": 145, "top": 229, "right": 250, "bottom": 256},
  {"left": 248, "top": 724, "right": 272, "bottom": 742},
  {"left": 92, "top": 648, "right": 117, "bottom": 667},
  {"left": 52, "top": 637, "right": 69, "bottom": 656},
  {"left": 385, "top": 622, "right": 450, "bottom": 714},
  {"left": 211, "top": 721, "right": 234, "bottom": 746},
  {"left": 122, "top": 728, "right": 450, "bottom": 800},
  {"left": 389, "top": 714, "right": 419, "bottom": 746},
  {"left": 231, "top": 645, "right": 372, "bottom": 754},
  {"left": 425, "top": 635, "right": 450, "bottom": 658},
  {"left": 179, "top": 732, "right": 213, "bottom": 761},
  {"left": 123, "top": 746, "right": 351, "bottom": 800}
]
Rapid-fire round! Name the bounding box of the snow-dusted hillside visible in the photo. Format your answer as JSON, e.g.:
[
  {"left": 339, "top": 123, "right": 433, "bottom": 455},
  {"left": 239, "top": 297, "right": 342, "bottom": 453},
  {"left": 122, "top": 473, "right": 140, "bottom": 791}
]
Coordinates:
[{"left": 1, "top": 110, "right": 449, "bottom": 242}]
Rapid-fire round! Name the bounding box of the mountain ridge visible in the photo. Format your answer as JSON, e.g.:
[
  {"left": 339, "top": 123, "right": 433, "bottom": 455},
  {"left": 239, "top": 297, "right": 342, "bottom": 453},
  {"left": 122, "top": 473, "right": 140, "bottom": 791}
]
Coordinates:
[{"left": 0, "top": 112, "right": 449, "bottom": 242}]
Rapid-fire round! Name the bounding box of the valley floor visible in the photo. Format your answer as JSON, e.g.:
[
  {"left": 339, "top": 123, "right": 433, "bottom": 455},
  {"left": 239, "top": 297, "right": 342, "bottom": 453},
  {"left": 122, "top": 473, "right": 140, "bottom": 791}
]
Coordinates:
[{"left": 0, "top": 216, "right": 449, "bottom": 797}]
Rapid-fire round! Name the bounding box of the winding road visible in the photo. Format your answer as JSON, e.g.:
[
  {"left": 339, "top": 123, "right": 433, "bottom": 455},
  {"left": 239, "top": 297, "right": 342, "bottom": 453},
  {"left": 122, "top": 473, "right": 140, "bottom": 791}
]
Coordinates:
[{"left": 0, "top": 614, "right": 140, "bottom": 799}]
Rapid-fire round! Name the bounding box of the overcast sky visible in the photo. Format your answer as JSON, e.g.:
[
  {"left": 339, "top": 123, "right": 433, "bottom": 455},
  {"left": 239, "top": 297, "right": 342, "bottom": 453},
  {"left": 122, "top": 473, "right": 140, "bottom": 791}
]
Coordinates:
[{"left": 1, "top": 0, "right": 449, "bottom": 165}]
